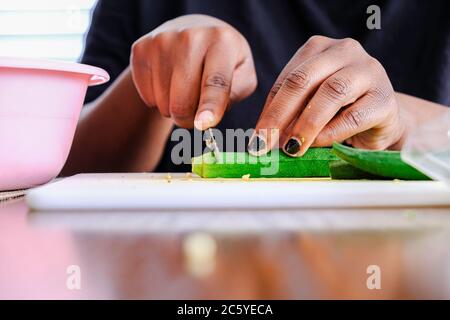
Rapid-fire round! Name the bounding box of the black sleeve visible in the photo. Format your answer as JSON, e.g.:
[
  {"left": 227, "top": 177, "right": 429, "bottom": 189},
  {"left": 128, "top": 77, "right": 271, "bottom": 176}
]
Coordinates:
[
  {"left": 80, "top": 0, "right": 184, "bottom": 103},
  {"left": 80, "top": 0, "right": 139, "bottom": 103}
]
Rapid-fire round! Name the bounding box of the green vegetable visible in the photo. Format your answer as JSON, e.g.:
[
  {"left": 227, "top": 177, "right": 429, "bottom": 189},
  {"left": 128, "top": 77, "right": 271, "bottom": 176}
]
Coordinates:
[
  {"left": 329, "top": 160, "right": 386, "bottom": 180},
  {"left": 332, "top": 143, "right": 430, "bottom": 180},
  {"left": 192, "top": 148, "right": 339, "bottom": 178}
]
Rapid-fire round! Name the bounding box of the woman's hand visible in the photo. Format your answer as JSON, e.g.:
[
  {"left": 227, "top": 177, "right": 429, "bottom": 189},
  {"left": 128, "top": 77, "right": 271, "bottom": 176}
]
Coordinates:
[
  {"left": 130, "top": 14, "right": 257, "bottom": 130},
  {"left": 249, "top": 36, "right": 405, "bottom": 157}
]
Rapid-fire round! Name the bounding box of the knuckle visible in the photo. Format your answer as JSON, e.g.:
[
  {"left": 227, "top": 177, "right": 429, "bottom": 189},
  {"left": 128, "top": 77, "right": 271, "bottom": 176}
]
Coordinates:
[
  {"left": 204, "top": 72, "right": 231, "bottom": 90},
  {"left": 131, "top": 41, "right": 143, "bottom": 60},
  {"left": 268, "top": 82, "right": 283, "bottom": 99},
  {"left": 150, "top": 35, "right": 164, "bottom": 51},
  {"left": 284, "top": 69, "right": 310, "bottom": 92},
  {"left": 179, "top": 29, "right": 203, "bottom": 46},
  {"left": 306, "top": 35, "right": 329, "bottom": 48},
  {"left": 367, "top": 57, "right": 389, "bottom": 80},
  {"left": 210, "top": 26, "right": 236, "bottom": 41},
  {"left": 367, "top": 87, "right": 393, "bottom": 105},
  {"left": 151, "top": 33, "right": 172, "bottom": 51},
  {"left": 367, "top": 56, "right": 383, "bottom": 70},
  {"left": 340, "top": 38, "right": 362, "bottom": 51},
  {"left": 343, "top": 108, "right": 366, "bottom": 129},
  {"left": 322, "top": 76, "right": 351, "bottom": 100}
]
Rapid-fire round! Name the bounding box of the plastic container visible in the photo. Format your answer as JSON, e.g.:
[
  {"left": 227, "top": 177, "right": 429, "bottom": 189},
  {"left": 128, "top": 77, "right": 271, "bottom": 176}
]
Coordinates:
[
  {"left": 0, "top": 57, "right": 109, "bottom": 191},
  {"left": 401, "top": 110, "right": 450, "bottom": 183}
]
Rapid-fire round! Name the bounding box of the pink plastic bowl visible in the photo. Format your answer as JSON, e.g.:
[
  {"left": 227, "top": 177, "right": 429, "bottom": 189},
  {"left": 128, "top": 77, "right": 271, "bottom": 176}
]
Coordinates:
[{"left": 0, "top": 57, "right": 109, "bottom": 191}]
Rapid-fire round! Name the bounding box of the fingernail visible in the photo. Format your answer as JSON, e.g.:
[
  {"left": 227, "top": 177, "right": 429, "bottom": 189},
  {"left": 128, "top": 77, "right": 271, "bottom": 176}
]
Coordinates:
[
  {"left": 194, "top": 110, "right": 215, "bottom": 131},
  {"left": 248, "top": 135, "right": 267, "bottom": 156},
  {"left": 284, "top": 138, "right": 302, "bottom": 157}
]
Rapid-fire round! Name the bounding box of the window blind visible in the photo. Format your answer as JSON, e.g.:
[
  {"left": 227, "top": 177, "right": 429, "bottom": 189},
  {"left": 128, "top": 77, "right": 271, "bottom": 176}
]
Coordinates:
[{"left": 0, "top": 0, "right": 97, "bottom": 61}]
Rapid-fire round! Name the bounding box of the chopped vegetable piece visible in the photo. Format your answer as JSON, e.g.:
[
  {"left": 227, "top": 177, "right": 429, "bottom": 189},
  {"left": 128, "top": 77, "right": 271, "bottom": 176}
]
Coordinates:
[
  {"left": 332, "top": 143, "right": 430, "bottom": 180},
  {"left": 192, "top": 148, "right": 339, "bottom": 178},
  {"left": 329, "top": 160, "right": 386, "bottom": 180}
]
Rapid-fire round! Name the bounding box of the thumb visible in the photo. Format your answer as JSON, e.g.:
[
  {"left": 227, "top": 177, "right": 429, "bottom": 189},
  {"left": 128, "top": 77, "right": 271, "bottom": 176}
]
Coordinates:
[{"left": 229, "top": 55, "right": 258, "bottom": 103}]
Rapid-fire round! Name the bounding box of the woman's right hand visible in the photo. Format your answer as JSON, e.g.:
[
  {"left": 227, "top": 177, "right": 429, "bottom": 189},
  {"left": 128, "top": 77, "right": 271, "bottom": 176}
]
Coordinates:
[{"left": 130, "top": 14, "right": 257, "bottom": 130}]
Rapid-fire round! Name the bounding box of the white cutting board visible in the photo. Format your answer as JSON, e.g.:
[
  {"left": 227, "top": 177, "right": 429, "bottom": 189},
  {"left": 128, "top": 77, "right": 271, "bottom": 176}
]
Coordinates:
[{"left": 26, "top": 173, "right": 450, "bottom": 211}]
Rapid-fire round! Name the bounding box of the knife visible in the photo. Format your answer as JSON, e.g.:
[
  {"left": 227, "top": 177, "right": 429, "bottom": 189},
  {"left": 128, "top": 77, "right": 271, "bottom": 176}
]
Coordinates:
[{"left": 205, "top": 128, "right": 221, "bottom": 163}]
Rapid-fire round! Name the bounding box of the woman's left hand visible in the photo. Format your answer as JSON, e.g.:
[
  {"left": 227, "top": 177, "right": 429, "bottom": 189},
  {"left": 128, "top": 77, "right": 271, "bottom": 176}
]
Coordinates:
[{"left": 249, "top": 36, "right": 406, "bottom": 157}]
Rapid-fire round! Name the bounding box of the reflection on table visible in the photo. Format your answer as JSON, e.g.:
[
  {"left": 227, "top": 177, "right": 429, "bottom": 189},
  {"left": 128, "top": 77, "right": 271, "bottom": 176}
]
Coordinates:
[{"left": 1, "top": 198, "right": 450, "bottom": 299}]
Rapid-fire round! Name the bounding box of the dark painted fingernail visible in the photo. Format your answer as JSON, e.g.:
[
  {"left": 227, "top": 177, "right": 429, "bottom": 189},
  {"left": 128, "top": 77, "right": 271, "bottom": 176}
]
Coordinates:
[
  {"left": 248, "top": 135, "right": 267, "bottom": 156},
  {"left": 284, "top": 138, "right": 302, "bottom": 156}
]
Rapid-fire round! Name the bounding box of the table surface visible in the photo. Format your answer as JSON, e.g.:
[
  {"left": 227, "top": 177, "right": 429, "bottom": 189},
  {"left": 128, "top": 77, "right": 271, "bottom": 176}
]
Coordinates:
[{"left": 1, "top": 195, "right": 450, "bottom": 299}]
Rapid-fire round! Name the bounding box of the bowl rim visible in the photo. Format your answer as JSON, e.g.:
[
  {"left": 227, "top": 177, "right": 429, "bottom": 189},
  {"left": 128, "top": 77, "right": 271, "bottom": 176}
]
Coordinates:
[{"left": 0, "top": 56, "right": 110, "bottom": 86}]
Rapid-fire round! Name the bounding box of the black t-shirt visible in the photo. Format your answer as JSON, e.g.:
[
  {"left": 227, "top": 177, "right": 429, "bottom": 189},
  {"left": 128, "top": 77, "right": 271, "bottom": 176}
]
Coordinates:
[{"left": 81, "top": 0, "right": 450, "bottom": 172}]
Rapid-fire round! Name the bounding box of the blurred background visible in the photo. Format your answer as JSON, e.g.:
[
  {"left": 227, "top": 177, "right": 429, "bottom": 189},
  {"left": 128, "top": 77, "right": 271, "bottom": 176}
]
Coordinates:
[{"left": 0, "top": 0, "right": 96, "bottom": 61}]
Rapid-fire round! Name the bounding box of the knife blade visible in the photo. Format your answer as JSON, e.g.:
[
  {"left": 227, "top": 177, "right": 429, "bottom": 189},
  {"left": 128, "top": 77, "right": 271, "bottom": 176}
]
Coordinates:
[{"left": 205, "top": 128, "right": 221, "bottom": 162}]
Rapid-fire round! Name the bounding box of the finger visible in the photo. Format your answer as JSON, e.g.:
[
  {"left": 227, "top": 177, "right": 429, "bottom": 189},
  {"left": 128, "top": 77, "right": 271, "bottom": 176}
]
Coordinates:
[
  {"left": 263, "top": 36, "right": 338, "bottom": 110},
  {"left": 130, "top": 41, "right": 155, "bottom": 108},
  {"left": 169, "top": 38, "right": 207, "bottom": 128},
  {"left": 280, "top": 120, "right": 297, "bottom": 148},
  {"left": 247, "top": 37, "right": 335, "bottom": 156},
  {"left": 251, "top": 42, "right": 357, "bottom": 155},
  {"left": 194, "top": 43, "right": 240, "bottom": 131},
  {"left": 229, "top": 54, "right": 257, "bottom": 104},
  {"left": 151, "top": 34, "right": 176, "bottom": 117},
  {"left": 282, "top": 65, "right": 375, "bottom": 157},
  {"left": 313, "top": 88, "right": 395, "bottom": 149}
]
